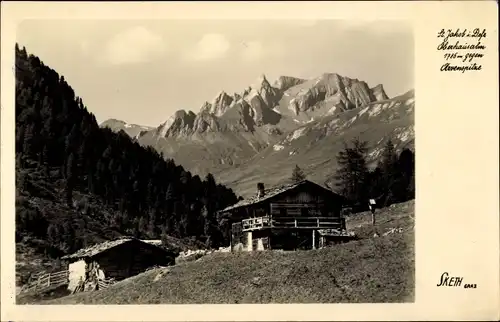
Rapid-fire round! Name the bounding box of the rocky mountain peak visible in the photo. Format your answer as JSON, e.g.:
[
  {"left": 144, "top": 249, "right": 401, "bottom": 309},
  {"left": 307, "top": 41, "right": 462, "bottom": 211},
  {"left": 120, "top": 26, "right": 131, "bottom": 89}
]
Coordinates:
[
  {"left": 252, "top": 74, "right": 280, "bottom": 109},
  {"left": 157, "top": 109, "right": 196, "bottom": 137},
  {"left": 199, "top": 91, "right": 234, "bottom": 117},
  {"left": 258, "top": 74, "right": 270, "bottom": 87},
  {"left": 371, "top": 84, "right": 389, "bottom": 101},
  {"left": 193, "top": 110, "right": 225, "bottom": 133},
  {"left": 213, "top": 90, "right": 233, "bottom": 104},
  {"left": 282, "top": 73, "right": 391, "bottom": 117},
  {"left": 150, "top": 71, "right": 396, "bottom": 145},
  {"left": 102, "top": 118, "right": 126, "bottom": 125},
  {"left": 273, "top": 76, "right": 306, "bottom": 91},
  {"left": 199, "top": 101, "right": 212, "bottom": 113}
]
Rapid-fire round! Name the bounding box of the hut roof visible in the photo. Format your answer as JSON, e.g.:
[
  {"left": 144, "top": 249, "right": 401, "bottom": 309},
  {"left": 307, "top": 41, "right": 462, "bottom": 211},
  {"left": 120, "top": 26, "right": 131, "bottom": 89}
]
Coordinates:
[
  {"left": 219, "top": 179, "right": 344, "bottom": 213},
  {"left": 61, "top": 237, "right": 167, "bottom": 260}
]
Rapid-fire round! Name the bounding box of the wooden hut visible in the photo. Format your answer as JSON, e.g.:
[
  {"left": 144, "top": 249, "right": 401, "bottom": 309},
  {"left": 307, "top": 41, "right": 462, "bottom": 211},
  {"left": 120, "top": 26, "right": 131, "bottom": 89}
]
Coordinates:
[
  {"left": 219, "top": 179, "right": 355, "bottom": 251},
  {"left": 61, "top": 237, "right": 175, "bottom": 292}
]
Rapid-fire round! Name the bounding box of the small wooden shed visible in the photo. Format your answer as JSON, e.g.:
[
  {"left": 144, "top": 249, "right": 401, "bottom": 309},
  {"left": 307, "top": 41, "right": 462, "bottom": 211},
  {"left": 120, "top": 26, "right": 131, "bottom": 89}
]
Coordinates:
[{"left": 61, "top": 237, "right": 175, "bottom": 292}]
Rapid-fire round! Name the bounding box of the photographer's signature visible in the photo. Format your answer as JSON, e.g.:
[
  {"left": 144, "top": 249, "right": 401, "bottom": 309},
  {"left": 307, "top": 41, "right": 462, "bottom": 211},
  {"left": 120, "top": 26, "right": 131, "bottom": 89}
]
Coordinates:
[{"left": 437, "top": 272, "right": 477, "bottom": 288}]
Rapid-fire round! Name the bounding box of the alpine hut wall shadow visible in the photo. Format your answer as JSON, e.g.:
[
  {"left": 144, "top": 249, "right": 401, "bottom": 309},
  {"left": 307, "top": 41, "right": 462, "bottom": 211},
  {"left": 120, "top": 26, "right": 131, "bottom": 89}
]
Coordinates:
[
  {"left": 219, "top": 179, "right": 354, "bottom": 251},
  {"left": 61, "top": 237, "right": 176, "bottom": 292}
]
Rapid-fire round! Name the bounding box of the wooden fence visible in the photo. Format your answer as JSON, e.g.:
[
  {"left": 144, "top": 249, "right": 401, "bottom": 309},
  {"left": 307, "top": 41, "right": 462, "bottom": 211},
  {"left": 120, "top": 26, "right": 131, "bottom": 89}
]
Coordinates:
[
  {"left": 21, "top": 270, "right": 118, "bottom": 294},
  {"left": 21, "top": 270, "right": 69, "bottom": 294},
  {"left": 97, "top": 278, "right": 116, "bottom": 290}
]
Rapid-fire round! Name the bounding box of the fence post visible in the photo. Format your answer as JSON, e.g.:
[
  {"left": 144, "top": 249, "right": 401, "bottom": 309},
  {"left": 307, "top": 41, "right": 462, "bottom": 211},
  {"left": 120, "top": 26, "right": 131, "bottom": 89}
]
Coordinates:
[
  {"left": 47, "top": 273, "right": 51, "bottom": 287},
  {"left": 294, "top": 219, "right": 297, "bottom": 228}
]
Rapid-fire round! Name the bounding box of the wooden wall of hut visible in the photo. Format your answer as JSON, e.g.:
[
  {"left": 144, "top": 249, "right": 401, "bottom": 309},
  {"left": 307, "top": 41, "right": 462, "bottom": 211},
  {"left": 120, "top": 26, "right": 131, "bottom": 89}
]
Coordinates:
[
  {"left": 269, "top": 229, "right": 313, "bottom": 250},
  {"left": 231, "top": 222, "right": 246, "bottom": 250},
  {"left": 267, "top": 183, "right": 343, "bottom": 218},
  {"left": 91, "top": 240, "right": 175, "bottom": 281}
]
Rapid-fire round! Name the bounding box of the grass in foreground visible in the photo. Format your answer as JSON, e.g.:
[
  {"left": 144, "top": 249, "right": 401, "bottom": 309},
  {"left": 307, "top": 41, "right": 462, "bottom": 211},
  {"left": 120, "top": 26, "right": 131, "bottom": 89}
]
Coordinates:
[
  {"left": 40, "top": 201, "right": 415, "bottom": 304},
  {"left": 46, "top": 234, "right": 414, "bottom": 304}
]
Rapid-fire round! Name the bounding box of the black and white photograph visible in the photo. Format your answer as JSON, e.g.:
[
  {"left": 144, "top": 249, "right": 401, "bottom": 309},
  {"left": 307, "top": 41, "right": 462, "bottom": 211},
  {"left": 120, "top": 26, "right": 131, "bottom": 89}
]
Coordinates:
[
  {"left": 1, "top": 1, "right": 499, "bottom": 321},
  {"left": 13, "top": 18, "right": 415, "bottom": 305}
]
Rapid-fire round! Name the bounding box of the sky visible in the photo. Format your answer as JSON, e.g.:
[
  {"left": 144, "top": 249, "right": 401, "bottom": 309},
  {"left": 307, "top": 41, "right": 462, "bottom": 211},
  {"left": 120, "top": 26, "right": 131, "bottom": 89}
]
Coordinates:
[{"left": 17, "top": 19, "right": 414, "bottom": 127}]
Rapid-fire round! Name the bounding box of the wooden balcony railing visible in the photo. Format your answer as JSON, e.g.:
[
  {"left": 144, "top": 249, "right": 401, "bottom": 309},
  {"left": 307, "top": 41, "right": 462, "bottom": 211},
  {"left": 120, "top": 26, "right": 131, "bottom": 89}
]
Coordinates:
[
  {"left": 241, "top": 216, "right": 342, "bottom": 231},
  {"left": 242, "top": 216, "right": 271, "bottom": 230}
]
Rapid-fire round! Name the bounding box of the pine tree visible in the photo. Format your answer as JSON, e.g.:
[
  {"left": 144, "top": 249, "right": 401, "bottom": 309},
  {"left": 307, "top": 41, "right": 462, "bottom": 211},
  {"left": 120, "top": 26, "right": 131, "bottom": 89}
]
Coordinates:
[
  {"left": 334, "top": 139, "right": 369, "bottom": 203},
  {"left": 380, "top": 139, "right": 398, "bottom": 183},
  {"left": 22, "top": 123, "right": 35, "bottom": 160},
  {"left": 65, "top": 152, "right": 76, "bottom": 206},
  {"left": 291, "top": 165, "right": 306, "bottom": 183},
  {"left": 47, "top": 223, "right": 60, "bottom": 245},
  {"left": 393, "top": 148, "right": 415, "bottom": 202}
]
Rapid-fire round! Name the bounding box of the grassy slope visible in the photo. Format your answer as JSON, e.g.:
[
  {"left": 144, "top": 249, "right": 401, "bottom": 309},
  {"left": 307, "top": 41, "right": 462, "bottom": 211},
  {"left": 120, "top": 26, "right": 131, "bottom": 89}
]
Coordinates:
[{"left": 45, "top": 200, "right": 415, "bottom": 304}]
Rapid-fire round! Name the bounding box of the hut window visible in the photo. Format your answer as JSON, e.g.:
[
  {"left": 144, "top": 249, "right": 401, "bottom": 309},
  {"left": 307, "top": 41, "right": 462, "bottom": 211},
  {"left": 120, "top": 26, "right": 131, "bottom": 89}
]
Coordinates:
[
  {"left": 280, "top": 208, "right": 287, "bottom": 217},
  {"left": 301, "top": 208, "right": 309, "bottom": 217}
]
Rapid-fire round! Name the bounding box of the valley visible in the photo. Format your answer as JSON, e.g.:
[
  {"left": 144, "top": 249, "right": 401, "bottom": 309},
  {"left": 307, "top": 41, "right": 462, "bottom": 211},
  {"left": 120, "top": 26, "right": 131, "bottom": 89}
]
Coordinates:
[{"left": 14, "top": 42, "right": 415, "bottom": 305}]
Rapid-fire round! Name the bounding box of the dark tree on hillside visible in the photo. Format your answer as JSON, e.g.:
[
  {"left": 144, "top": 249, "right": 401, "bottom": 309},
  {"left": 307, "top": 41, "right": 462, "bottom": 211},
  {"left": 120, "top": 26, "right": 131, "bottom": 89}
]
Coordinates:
[
  {"left": 376, "top": 139, "right": 399, "bottom": 205},
  {"left": 334, "top": 138, "right": 370, "bottom": 204},
  {"left": 14, "top": 44, "right": 240, "bottom": 255},
  {"left": 380, "top": 139, "right": 398, "bottom": 177},
  {"left": 291, "top": 164, "right": 306, "bottom": 183},
  {"left": 373, "top": 142, "right": 415, "bottom": 207},
  {"left": 392, "top": 148, "right": 415, "bottom": 202}
]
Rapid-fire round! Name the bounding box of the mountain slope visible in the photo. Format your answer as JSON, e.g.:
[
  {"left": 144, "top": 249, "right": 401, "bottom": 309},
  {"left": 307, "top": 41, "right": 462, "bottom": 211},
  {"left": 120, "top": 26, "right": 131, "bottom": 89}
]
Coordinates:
[
  {"left": 100, "top": 119, "right": 154, "bottom": 138},
  {"left": 127, "top": 73, "right": 399, "bottom": 181},
  {"left": 213, "top": 89, "right": 414, "bottom": 197}
]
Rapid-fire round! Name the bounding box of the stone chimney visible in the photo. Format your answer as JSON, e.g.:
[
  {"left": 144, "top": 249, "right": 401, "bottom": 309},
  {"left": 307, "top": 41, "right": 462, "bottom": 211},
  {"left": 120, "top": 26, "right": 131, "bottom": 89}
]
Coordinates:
[{"left": 257, "top": 182, "right": 265, "bottom": 198}]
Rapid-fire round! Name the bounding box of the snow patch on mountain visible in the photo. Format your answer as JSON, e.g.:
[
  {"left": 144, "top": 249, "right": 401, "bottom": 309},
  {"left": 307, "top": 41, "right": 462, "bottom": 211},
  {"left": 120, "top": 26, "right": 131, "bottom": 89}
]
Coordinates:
[
  {"left": 395, "top": 125, "right": 415, "bottom": 142},
  {"left": 328, "top": 119, "right": 339, "bottom": 127},
  {"left": 273, "top": 144, "right": 285, "bottom": 151},
  {"left": 327, "top": 106, "right": 338, "bottom": 115},
  {"left": 288, "top": 127, "right": 307, "bottom": 142},
  {"left": 345, "top": 115, "right": 358, "bottom": 127},
  {"left": 358, "top": 106, "right": 370, "bottom": 117},
  {"left": 368, "top": 104, "right": 384, "bottom": 117}
]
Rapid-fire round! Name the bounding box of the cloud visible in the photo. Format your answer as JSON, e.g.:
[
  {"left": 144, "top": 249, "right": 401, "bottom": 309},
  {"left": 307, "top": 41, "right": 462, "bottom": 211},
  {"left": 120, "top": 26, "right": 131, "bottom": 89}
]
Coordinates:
[
  {"left": 239, "top": 41, "right": 285, "bottom": 62},
  {"left": 104, "top": 26, "right": 167, "bottom": 65},
  {"left": 184, "top": 33, "right": 230, "bottom": 61}
]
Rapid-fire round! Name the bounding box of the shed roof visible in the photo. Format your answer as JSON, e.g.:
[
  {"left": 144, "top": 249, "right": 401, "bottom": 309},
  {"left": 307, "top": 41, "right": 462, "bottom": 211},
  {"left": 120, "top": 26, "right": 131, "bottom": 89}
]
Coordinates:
[
  {"left": 219, "top": 179, "right": 344, "bottom": 213},
  {"left": 61, "top": 237, "right": 167, "bottom": 260}
]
